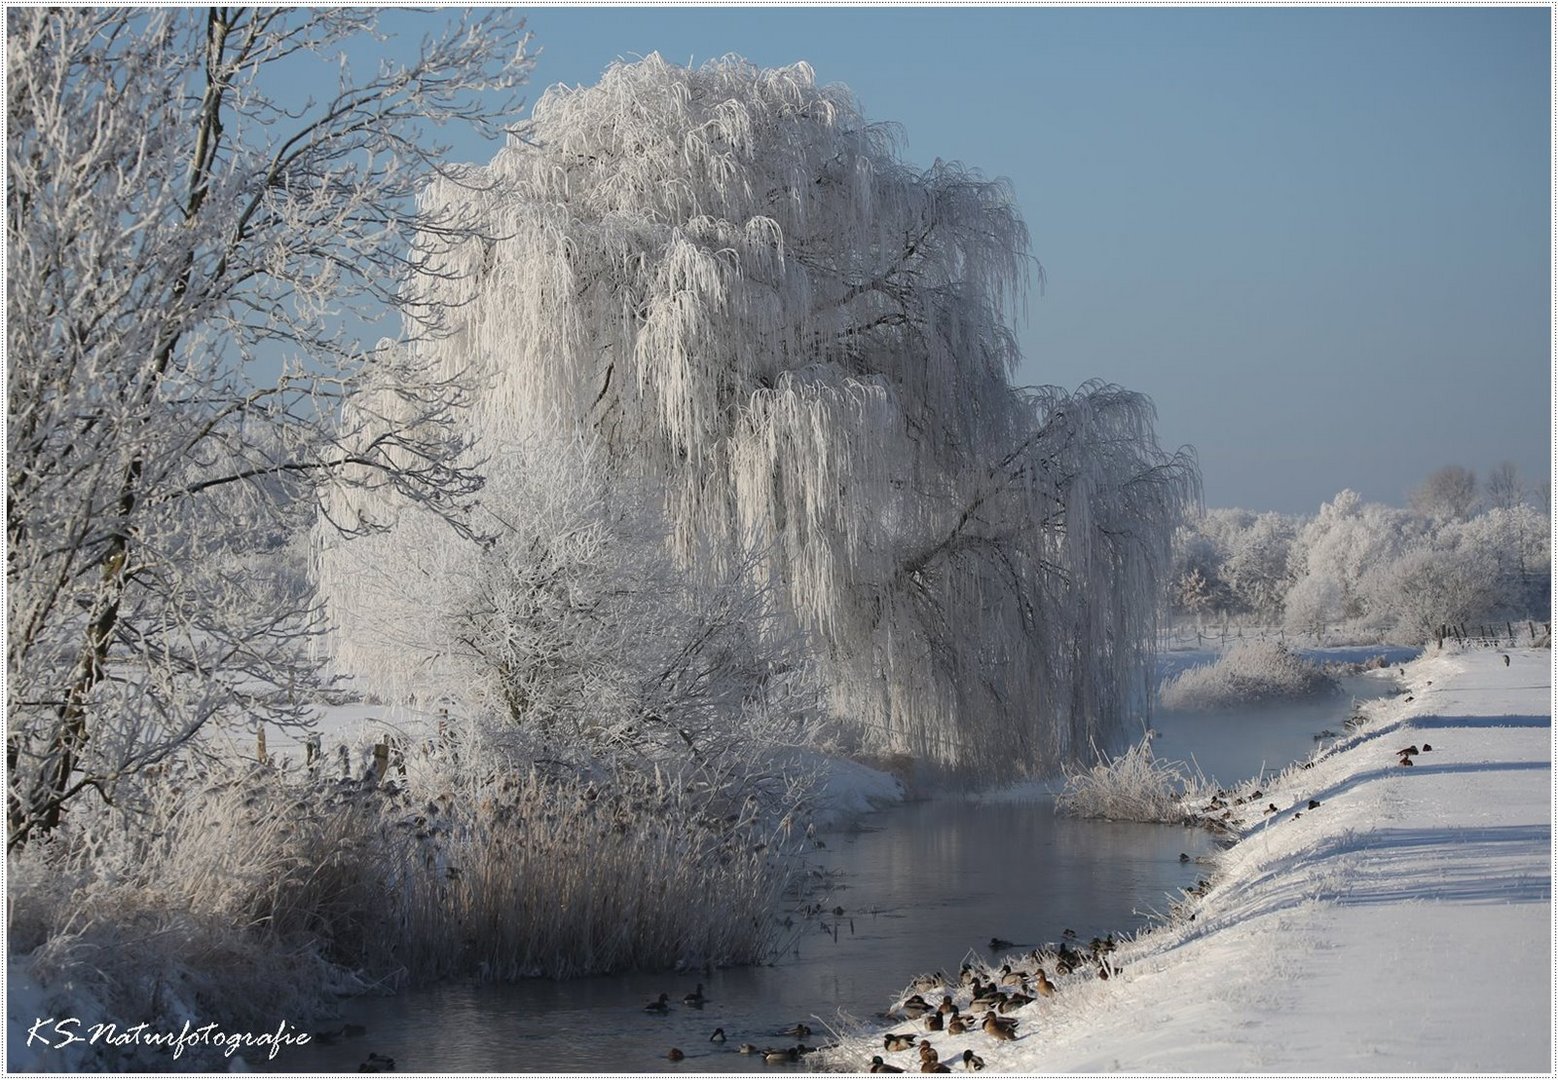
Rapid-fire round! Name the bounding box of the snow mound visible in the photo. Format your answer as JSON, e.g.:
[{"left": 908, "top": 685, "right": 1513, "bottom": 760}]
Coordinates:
[
  {"left": 1158, "top": 639, "right": 1340, "bottom": 710},
  {"left": 776, "top": 750, "right": 906, "bottom": 828}
]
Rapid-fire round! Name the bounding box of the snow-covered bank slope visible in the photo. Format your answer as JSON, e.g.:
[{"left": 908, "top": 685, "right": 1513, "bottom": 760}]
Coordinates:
[{"left": 851, "top": 647, "right": 1552, "bottom": 1073}]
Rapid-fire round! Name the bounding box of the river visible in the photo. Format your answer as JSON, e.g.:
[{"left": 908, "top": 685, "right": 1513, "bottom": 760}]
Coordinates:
[{"left": 265, "top": 646, "right": 1413, "bottom": 1073}]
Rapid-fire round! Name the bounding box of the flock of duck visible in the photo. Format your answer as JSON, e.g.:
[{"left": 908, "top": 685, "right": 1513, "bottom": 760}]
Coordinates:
[
  {"left": 645, "top": 983, "right": 834, "bottom": 1066},
  {"left": 646, "top": 933, "right": 1122, "bottom": 1071},
  {"left": 861, "top": 936, "right": 1119, "bottom": 1073}
]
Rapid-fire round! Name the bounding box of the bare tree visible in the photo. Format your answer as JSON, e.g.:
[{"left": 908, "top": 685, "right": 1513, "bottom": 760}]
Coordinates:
[
  {"left": 1484, "top": 461, "right": 1523, "bottom": 511},
  {"left": 1408, "top": 464, "right": 1479, "bottom": 522},
  {"left": 6, "top": 8, "right": 532, "bottom": 846}
]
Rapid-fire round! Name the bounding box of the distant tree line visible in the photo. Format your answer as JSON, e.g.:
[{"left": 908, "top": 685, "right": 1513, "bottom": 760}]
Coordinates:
[{"left": 1171, "top": 463, "right": 1550, "bottom": 642}]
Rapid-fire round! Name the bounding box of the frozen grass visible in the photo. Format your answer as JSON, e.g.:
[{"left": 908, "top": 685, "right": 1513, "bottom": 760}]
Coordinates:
[
  {"left": 9, "top": 731, "right": 812, "bottom": 1067},
  {"left": 1055, "top": 736, "right": 1207, "bottom": 823},
  {"left": 393, "top": 741, "right": 811, "bottom": 981},
  {"left": 1158, "top": 639, "right": 1340, "bottom": 710},
  {"left": 8, "top": 767, "right": 380, "bottom": 1068}
]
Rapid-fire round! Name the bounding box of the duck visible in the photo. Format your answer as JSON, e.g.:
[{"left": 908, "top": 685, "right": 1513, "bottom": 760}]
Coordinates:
[
  {"left": 997, "top": 992, "right": 1032, "bottom": 1014},
  {"left": 1034, "top": 969, "right": 1056, "bottom": 997},
  {"left": 643, "top": 992, "right": 671, "bottom": 1014},
  {"left": 667, "top": 1048, "right": 685, "bottom": 1062},
  {"left": 919, "top": 1043, "right": 950, "bottom": 1071},
  {"left": 884, "top": 1032, "right": 918, "bottom": 1052},
  {"left": 961, "top": 1049, "right": 986, "bottom": 1071},
  {"left": 900, "top": 993, "right": 932, "bottom": 1017},
  {"left": 870, "top": 1056, "right": 905, "bottom": 1074},
  {"left": 968, "top": 988, "right": 1002, "bottom": 1011},
  {"left": 988, "top": 936, "right": 1015, "bottom": 950},
  {"left": 937, "top": 994, "right": 957, "bottom": 1015},
  {"left": 738, "top": 1043, "right": 760, "bottom": 1055},
  {"left": 779, "top": 1022, "right": 812, "bottom": 1039},
  {"left": 981, "top": 1012, "right": 1018, "bottom": 1041},
  {"left": 946, "top": 1014, "right": 968, "bottom": 1036},
  {"left": 912, "top": 973, "right": 947, "bottom": 993},
  {"left": 683, "top": 983, "right": 706, "bottom": 1006},
  {"left": 924, "top": 1011, "right": 943, "bottom": 1032},
  {"left": 997, "top": 964, "right": 1028, "bottom": 988},
  {"left": 709, "top": 1028, "right": 726, "bottom": 1044},
  {"left": 762, "top": 1045, "right": 800, "bottom": 1064}
]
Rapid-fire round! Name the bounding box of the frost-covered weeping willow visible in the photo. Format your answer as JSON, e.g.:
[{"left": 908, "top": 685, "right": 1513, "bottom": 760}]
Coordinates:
[{"left": 318, "top": 55, "right": 1197, "bottom": 777}]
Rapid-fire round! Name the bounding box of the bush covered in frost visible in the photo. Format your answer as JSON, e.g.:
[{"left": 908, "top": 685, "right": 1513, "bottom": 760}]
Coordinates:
[
  {"left": 1157, "top": 640, "right": 1340, "bottom": 710},
  {"left": 1055, "top": 736, "right": 1206, "bottom": 823},
  {"left": 9, "top": 733, "right": 811, "bottom": 1068}
]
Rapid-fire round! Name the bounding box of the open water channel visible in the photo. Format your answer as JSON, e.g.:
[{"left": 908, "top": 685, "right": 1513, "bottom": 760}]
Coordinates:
[{"left": 267, "top": 647, "right": 1415, "bottom": 1073}]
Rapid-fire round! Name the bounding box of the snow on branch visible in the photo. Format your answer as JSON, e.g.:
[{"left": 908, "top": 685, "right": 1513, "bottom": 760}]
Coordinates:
[{"left": 318, "top": 54, "right": 1197, "bottom": 780}]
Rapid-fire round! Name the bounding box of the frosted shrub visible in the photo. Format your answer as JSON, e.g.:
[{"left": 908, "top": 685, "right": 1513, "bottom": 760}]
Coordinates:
[
  {"left": 1056, "top": 737, "right": 1204, "bottom": 823},
  {"left": 10, "top": 745, "right": 811, "bottom": 1066},
  {"left": 1158, "top": 640, "right": 1339, "bottom": 711}
]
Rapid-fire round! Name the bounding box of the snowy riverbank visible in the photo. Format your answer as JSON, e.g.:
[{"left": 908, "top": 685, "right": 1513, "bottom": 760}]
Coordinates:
[{"left": 833, "top": 645, "right": 1552, "bottom": 1073}]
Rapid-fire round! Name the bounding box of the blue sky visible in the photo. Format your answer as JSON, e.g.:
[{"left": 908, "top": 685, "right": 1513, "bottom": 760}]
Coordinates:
[{"left": 370, "top": 6, "right": 1550, "bottom": 514}]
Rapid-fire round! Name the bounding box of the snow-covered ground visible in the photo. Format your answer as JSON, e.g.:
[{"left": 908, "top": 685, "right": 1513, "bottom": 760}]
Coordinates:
[{"left": 835, "top": 646, "right": 1552, "bottom": 1073}]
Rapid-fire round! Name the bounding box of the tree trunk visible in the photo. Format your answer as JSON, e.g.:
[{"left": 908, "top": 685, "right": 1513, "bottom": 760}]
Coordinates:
[{"left": 14, "top": 10, "right": 232, "bottom": 846}]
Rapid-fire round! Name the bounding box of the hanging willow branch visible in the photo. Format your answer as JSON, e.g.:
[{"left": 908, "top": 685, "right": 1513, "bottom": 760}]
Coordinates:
[{"left": 319, "top": 54, "right": 1198, "bottom": 779}]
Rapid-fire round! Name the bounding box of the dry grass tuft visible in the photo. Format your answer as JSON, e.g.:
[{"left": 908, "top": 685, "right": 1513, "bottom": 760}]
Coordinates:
[{"left": 1055, "top": 736, "right": 1207, "bottom": 823}]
